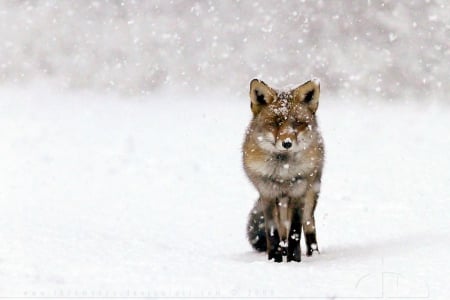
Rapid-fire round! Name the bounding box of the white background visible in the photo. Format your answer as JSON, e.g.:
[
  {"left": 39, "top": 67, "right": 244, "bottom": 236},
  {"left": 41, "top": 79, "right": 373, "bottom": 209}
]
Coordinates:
[{"left": 0, "top": 1, "right": 449, "bottom": 299}]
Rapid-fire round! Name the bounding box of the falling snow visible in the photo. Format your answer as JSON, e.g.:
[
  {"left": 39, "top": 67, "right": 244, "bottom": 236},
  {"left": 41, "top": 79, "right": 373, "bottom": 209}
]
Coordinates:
[
  {"left": 0, "top": 1, "right": 449, "bottom": 298},
  {"left": 0, "top": 2, "right": 447, "bottom": 98}
]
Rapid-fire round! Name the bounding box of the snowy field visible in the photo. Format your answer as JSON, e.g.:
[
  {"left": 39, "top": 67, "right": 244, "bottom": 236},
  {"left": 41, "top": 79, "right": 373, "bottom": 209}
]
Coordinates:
[{"left": 0, "top": 84, "right": 449, "bottom": 299}]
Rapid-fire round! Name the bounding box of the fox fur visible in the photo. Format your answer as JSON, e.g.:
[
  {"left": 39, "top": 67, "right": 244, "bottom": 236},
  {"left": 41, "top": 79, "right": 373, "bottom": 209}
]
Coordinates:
[{"left": 243, "top": 79, "right": 324, "bottom": 262}]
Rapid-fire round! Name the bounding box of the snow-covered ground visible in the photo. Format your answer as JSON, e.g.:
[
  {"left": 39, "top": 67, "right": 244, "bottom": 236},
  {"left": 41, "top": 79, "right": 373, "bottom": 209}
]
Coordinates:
[{"left": 0, "top": 85, "right": 449, "bottom": 298}]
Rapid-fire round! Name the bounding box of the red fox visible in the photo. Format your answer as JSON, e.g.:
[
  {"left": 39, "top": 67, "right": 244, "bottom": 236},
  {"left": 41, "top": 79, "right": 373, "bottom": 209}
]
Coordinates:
[{"left": 243, "top": 79, "right": 324, "bottom": 262}]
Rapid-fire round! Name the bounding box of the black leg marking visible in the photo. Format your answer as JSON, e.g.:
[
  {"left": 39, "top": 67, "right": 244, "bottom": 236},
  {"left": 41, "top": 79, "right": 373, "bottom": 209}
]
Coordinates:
[
  {"left": 267, "top": 228, "right": 282, "bottom": 262},
  {"left": 305, "top": 232, "right": 319, "bottom": 256},
  {"left": 287, "top": 209, "right": 301, "bottom": 262},
  {"left": 263, "top": 203, "right": 282, "bottom": 262}
]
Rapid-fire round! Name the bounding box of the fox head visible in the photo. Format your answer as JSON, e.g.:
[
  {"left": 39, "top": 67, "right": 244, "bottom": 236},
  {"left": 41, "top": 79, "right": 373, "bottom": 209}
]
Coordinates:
[{"left": 248, "top": 79, "right": 321, "bottom": 153}]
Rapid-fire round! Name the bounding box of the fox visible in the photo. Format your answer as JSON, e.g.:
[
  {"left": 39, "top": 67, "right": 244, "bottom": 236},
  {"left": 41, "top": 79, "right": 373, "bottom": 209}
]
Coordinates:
[{"left": 243, "top": 78, "right": 324, "bottom": 262}]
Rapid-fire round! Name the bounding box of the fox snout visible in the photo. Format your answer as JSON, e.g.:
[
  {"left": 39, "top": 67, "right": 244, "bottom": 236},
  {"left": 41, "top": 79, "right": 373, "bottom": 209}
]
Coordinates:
[
  {"left": 275, "top": 126, "right": 297, "bottom": 151},
  {"left": 281, "top": 139, "right": 292, "bottom": 149},
  {"left": 276, "top": 137, "right": 293, "bottom": 151}
]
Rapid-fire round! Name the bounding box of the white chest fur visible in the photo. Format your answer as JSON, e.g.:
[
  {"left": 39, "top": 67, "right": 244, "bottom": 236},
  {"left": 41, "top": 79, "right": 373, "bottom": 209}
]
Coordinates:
[{"left": 246, "top": 151, "right": 314, "bottom": 199}]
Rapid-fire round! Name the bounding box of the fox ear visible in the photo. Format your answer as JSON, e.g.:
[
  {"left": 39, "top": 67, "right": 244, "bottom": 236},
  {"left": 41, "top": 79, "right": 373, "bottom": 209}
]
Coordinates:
[
  {"left": 249, "top": 79, "right": 276, "bottom": 115},
  {"left": 294, "top": 79, "right": 320, "bottom": 113}
]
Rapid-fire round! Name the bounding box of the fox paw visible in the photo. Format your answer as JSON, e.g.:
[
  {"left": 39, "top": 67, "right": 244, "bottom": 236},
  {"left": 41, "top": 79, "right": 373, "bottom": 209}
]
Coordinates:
[
  {"left": 268, "top": 248, "right": 283, "bottom": 262},
  {"left": 287, "top": 244, "right": 301, "bottom": 262},
  {"left": 306, "top": 243, "right": 320, "bottom": 256},
  {"left": 287, "top": 248, "right": 301, "bottom": 262},
  {"left": 305, "top": 233, "right": 319, "bottom": 256}
]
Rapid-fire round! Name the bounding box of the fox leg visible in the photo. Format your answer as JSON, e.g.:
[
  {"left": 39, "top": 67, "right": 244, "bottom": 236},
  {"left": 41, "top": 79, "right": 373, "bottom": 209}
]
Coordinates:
[
  {"left": 275, "top": 195, "right": 291, "bottom": 257},
  {"left": 302, "top": 187, "right": 319, "bottom": 256},
  {"left": 287, "top": 206, "right": 302, "bottom": 262},
  {"left": 262, "top": 200, "right": 282, "bottom": 262}
]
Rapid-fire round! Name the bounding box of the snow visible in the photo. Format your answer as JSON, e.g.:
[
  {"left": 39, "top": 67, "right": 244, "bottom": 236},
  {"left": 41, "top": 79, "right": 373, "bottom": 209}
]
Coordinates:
[
  {"left": 0, "top": 1, "right": 449, "bottom": 297},
  {"left": 1, "top": 84, "right": 449, "bottom": 298},
  {"left": 0, "top": 1, "right": 448, "bottom": 99}
]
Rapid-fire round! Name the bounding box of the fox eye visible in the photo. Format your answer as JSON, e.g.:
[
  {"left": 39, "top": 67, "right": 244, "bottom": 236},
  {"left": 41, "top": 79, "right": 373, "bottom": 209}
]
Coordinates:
[
  {"left": 293, "top": 120, "right": 307, "bottom": 129},
  {"left": 267, "top": 119, "right": 281, "bottom": 128}
]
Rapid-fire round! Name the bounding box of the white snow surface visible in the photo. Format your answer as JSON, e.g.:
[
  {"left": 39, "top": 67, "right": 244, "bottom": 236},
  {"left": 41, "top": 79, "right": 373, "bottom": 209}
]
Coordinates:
[{"left": 1, "top": 85, "right": 449, "bottom": 298}]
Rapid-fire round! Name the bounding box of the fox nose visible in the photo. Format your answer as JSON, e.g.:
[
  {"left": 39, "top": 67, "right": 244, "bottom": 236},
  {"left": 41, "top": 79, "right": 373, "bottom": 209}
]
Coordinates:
[{"left": 282, "top": 140, "right": 292, "bottom": 149}]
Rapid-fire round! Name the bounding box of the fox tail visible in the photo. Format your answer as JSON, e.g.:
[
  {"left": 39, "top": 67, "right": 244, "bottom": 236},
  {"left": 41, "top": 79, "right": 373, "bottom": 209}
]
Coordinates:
[{"left": 246, "top": 199, "right": 266, "bottom": 252}]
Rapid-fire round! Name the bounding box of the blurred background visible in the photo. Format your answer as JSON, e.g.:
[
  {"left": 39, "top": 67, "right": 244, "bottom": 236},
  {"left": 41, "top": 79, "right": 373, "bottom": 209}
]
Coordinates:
[{"left": 0, "top": 0, "right": 448, "bottom": 99}]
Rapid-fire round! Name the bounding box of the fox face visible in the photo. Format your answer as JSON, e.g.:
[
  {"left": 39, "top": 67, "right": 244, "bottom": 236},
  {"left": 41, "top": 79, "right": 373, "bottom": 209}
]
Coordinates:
[{"left": 248, "top": 79, "right": 321, "bottom": 154}]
